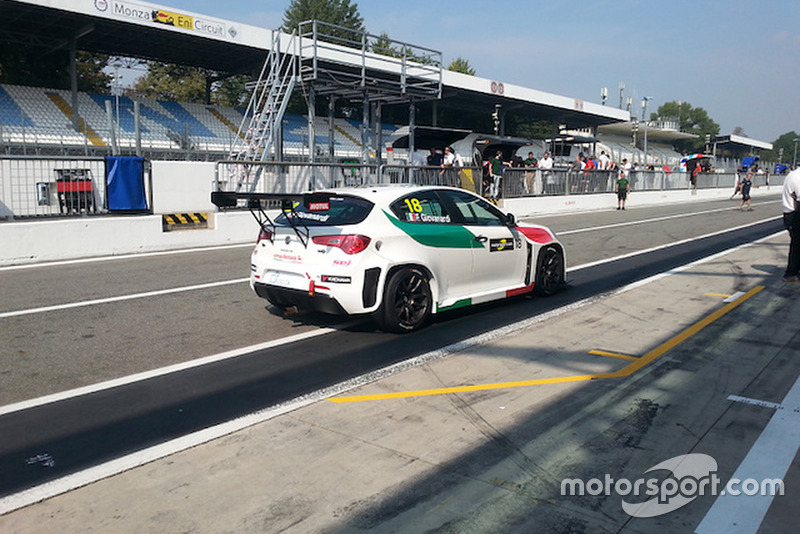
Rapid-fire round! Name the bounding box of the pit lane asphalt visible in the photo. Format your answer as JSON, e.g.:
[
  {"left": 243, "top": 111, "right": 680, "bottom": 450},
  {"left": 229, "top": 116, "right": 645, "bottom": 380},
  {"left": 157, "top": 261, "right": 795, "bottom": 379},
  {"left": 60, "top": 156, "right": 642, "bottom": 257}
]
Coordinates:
[
  {"left": 0, "top": 198, "right": 791, "bottom": 532},
  {"left": 0, "top": 218, "right": 784, "bottom": 495}
]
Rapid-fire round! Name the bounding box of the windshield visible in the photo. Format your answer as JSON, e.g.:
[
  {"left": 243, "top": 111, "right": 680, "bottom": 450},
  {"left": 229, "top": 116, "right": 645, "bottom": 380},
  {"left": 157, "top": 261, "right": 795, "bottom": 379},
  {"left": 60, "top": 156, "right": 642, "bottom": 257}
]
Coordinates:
[{"left": 275, "top": 195, "right": 374, "bottom": 227}]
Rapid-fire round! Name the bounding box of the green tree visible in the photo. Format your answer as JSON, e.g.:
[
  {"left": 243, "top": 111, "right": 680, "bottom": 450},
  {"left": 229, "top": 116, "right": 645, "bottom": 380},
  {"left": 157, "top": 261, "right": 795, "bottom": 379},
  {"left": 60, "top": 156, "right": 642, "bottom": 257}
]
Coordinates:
[
  {"left": 447, "top": 57, "right": 475, "bottom": 76},
  {"left": 764, "top": 131, "right": 800, "bottom": 164},
  {"left": 282, "top": 0, "right": 365, "bottom": 46},
  {"left": 212, "top": 74, "right": 252, "bottom": 108},
  {"left": 654, "top": 101, "right": 719, "bottom": 153},
  {"left": 0, "top": 46, "right": 109, "bottom": 92},
  {"left": 131, "top": 63, "right": 210, "bottom": 103},
  {"left": 371, "top": 32, "right": 399, "bottom": 57}
]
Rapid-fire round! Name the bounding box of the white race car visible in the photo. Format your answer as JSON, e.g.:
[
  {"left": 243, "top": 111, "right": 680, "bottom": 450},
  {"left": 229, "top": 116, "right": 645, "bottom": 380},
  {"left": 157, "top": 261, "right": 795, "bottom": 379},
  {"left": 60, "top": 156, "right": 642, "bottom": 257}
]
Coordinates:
[{"left": 213, "top": 186, "right": 565, "bottom": 332}]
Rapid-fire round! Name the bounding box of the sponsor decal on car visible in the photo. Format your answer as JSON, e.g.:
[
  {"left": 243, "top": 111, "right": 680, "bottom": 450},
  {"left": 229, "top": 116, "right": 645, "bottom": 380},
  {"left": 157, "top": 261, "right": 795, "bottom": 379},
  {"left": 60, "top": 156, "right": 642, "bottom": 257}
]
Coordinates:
[
  {"left": 290, "top": 211, "right": 330, "bottom": 222},
  {"left": 321, "top": 275, "right": 352, "bottom": 284},
  {"left": 490, "top": 238, "right": 514, "bottom": 252},
  {"left": 273, "top": 253, "right": 302, "bottom": 263}
]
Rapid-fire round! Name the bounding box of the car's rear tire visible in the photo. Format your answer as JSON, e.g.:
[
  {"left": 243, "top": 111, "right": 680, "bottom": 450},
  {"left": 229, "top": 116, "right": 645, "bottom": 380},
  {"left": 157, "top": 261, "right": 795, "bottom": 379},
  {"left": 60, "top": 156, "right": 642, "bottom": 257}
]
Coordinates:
[
  {"left": 534, "top": 246, "right": 564, "bottom": 296},
  {"left": 375, "top": 267, "right": 432, "bottom": 333}
]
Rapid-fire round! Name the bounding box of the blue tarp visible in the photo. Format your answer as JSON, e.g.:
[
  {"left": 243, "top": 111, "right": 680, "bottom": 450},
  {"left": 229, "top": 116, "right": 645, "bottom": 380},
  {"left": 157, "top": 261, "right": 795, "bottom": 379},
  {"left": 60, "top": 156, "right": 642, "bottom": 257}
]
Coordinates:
[{"left": 106, "top": 156, "right": 147, "bottom": 211}]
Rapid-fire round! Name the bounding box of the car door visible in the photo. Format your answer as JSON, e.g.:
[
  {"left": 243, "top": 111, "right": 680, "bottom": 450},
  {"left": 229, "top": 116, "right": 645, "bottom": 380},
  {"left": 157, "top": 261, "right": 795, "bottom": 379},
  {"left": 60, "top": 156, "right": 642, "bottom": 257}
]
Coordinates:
[
  {"left": 441, "top": 190, "right": 527, "bottom": 296},
  {"left": 387, "top": 190, "right": 475, "bottom": 307}
]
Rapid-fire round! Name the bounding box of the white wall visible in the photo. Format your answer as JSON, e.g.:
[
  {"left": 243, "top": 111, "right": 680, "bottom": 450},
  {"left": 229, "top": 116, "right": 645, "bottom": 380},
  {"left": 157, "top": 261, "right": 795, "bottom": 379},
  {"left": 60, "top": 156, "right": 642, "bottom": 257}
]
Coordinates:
[
  {"left": 151, "top": 161, "right": 217, "bottom": 213},
  {"left": 501, "top": 185, "right": 779, "bottom": 217},
  {"left": 0, "top": 211, "right": 260, "bottom": 266},
  {"left": 0, "top": 159, "right": 782, "bottom": 266}
]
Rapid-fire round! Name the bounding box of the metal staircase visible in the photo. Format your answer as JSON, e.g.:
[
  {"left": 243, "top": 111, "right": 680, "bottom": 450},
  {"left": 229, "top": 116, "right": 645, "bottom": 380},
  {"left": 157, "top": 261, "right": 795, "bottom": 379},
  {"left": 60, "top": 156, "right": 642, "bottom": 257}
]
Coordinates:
[
  {"left": 230, "top": 31, "right": 298, "bottom": 192},
  {"left": 221, "top": 21, "right": 443, "bottom": 195}
]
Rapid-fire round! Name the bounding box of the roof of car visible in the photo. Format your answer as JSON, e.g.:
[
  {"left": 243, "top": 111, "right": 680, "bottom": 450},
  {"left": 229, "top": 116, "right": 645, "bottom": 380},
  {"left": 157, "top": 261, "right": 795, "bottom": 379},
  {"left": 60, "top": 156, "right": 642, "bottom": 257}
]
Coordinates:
[{"left": 317, "top": 184, "right": 476, "bottom": 203}]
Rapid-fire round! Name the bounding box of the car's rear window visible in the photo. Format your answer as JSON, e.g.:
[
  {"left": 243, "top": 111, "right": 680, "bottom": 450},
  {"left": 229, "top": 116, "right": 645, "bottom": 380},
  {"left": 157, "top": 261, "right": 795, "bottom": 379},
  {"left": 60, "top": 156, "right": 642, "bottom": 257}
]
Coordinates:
[{"left": 275, "top": 195, "right": 374, "bottom": 226}]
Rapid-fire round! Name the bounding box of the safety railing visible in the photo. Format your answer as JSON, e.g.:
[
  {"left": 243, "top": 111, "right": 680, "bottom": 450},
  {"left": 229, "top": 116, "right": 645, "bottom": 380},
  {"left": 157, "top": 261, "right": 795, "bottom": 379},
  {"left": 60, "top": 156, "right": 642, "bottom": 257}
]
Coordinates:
[
  {"left": 0, "top": 156, "right": 107, "bottom": 218},
  {"left": 501, "top": 168, "right": 785, "bottom": 199},
  {"left": 377, "top": 165, "right": 483, "bottom": 194},
  {"left": 214, "top": 161, "right": 483, "bottom": 197}
]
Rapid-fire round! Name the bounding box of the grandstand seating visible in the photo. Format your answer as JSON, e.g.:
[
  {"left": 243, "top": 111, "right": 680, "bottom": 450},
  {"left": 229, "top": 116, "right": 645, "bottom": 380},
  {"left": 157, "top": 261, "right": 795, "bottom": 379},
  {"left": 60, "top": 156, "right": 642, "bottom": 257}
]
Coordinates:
[{"left": 0, "top": 83, "right": 400, "bottom": 157}]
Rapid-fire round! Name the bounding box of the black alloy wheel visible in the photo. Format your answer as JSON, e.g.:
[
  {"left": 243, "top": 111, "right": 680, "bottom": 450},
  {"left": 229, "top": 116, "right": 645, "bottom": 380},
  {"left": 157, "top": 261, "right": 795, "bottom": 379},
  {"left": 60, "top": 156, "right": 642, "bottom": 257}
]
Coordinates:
[
  {"left": 376, "top": 267, "right": 432, "bottom": 333},
  {"left": 534, "top": 246, "right": 564, "bottom": 296}
]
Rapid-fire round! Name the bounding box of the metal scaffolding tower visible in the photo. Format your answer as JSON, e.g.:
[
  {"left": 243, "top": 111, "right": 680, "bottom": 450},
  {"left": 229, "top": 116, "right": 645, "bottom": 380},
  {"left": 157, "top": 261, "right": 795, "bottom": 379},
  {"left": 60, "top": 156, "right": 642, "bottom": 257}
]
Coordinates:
[{"left": 226, "top": 20, "right": 443, "bottom": 192}]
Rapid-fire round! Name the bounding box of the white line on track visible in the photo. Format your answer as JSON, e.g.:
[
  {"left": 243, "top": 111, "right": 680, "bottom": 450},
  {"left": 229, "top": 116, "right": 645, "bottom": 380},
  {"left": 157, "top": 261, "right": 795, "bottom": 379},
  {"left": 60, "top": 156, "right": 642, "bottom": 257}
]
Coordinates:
[
  {"left": 0, "top": 229, "right": 787, "bottom": 516},
  {"left": 0, "top": 242, "right": 254, "bottom": 272},
  {"left": 0, "top": 278, "right": 250, "bottom": 319},
  {"left": 0, "top": 215, "right": 782, "bottom": 319},
  {"left": 696, "top": 380, "right": 800, "bottom": 534},
  {"left": 556, "top": 201, "right": 779, "bottom": 235}
]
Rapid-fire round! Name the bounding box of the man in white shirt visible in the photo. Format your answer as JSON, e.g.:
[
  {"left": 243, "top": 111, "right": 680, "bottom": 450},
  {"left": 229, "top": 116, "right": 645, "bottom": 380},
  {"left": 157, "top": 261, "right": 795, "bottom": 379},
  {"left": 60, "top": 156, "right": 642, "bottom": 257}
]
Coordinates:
[
  {"left": 599, "top": 151, "right": 611, "bottom": 170},
  {"left": 782, "top": 167, "right": 800, "bottom": 282},
  {"left": 440, "top": 146, "right": 462, "bottom": 185},
  {"left": 537, "top": 152, "right": 554, "bottom": 193}
]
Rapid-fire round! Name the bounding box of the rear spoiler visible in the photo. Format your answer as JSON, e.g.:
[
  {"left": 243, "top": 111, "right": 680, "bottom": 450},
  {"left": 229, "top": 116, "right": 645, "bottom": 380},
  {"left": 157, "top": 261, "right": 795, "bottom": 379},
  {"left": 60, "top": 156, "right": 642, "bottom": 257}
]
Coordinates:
[
  {"left": 211, "top": 191, "right": 334, "bottom": 210},
  {"left": 211, "top": 191, "right": 336, "bottom": 247}
]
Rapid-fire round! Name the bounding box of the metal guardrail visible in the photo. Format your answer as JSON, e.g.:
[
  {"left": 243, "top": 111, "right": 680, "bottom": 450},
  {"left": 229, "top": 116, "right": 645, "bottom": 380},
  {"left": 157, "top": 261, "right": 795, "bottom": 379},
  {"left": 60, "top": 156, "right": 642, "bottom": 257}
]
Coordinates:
[
  {"left": 213, "top": 161, "right": 483, "bottom": 197},
  {"left": 2, "top": 158, "right": 784, "bottom": 220},
  {"left": 500, "top": 168, "right": 784, "bottom": 198}
]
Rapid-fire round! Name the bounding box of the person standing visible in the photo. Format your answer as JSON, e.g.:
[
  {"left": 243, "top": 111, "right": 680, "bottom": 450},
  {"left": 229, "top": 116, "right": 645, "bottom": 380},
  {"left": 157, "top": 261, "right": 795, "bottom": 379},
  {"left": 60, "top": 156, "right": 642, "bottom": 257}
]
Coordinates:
[
  {"left": 616, "top": 170, "right": 630, "bottom": 210},
  {"left": 488, "top": 150, "right": 506, "bottom": 202},
  {"left": 782, "top": 167, "right": 800, "bottom": 282},
  {"left": 599, "top": 150, "right": 611, "bottom": 170},
  {"left": 538, "top": 151, "right": 554, "bottom": 194},
  {"left": 440, "top": 146, "right": 462, "bottom": 185},
  {"left": 523, "top": 151, "right": 538, "bottom": 194},
  {"left": 738, "top": 172, "right": 755, "bottom": 211}
]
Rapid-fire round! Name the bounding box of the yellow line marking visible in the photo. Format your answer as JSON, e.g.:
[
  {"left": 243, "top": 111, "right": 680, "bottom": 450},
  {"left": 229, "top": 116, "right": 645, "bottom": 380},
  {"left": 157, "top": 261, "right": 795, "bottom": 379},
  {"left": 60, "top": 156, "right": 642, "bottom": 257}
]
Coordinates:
[
  {"left": 589, "top": 350, "right": 639, "bottom": 361},
  {"left": 328, "top": 286, "right": 764, "bottom": 403},
  {"left": 207, "top": 107, "right": 244, "bottom": 138},
  {"left": 46, "top": 93, "right": 106, "bottom": 146},
  {"left": 705, "top": 293, "right": 731, "bottom": 298}
]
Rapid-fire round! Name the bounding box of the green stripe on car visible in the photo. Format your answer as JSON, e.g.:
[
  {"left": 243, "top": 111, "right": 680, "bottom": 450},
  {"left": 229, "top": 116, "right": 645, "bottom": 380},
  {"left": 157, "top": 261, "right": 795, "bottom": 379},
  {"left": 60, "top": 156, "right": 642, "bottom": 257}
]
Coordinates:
[{"left": 383, "top": 210, "right": 484, "bottom": 249}]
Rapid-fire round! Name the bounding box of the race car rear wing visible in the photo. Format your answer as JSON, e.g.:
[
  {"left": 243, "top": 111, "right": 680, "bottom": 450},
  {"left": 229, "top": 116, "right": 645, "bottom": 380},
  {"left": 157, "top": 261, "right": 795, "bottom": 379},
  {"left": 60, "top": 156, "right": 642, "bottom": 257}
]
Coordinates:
[{"left": 211, "top": 191, "right": 334, "bottom": 248}]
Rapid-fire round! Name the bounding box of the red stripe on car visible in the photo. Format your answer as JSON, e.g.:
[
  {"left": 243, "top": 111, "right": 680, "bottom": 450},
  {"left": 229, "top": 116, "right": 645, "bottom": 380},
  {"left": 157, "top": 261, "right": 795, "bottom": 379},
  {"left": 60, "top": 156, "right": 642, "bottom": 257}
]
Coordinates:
[
  {"left": 516, "top": 227, "right": 554, "bottom": 243},
  {"left": 506, "top": 284, "right": 534, "bottom": 297}
]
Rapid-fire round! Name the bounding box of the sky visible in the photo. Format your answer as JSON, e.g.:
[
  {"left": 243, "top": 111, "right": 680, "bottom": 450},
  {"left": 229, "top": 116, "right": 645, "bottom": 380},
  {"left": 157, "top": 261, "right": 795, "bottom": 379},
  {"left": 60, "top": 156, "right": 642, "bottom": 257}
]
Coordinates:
[{"left": 158, "top": 0, "right": 800, "bottom": 143}]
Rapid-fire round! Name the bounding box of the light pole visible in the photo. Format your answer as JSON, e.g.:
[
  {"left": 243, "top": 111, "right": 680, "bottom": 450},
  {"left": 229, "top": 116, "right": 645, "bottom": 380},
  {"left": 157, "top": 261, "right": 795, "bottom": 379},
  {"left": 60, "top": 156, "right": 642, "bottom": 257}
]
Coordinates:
[
  {"left": 111, "top": 60, "right": 123, "bottom": 144},
  {"left": 641, "top": 97, "right": 653, "bottom": 167},
  {"left": 793, "top": 138, "right": 798, "bottom": 169}
]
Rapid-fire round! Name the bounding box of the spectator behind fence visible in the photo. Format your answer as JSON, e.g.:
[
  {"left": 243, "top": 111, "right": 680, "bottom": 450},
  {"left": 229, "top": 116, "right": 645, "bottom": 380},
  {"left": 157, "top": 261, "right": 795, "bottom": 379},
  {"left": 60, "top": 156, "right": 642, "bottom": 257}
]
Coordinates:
[
  {"left": 440, "top": 146, "right": 463, "bottom": 185},
  {"left": 427, "top": 148, "right": 442, "bottom": 166},
  {"left": 488, "top": 150, "right": 507, "bottom": 202},
  {"left": 538, "top": 151, "right": 554, "bottom": 194},
  {"left": 411, "top": 149, "right": 427, "bottom": 167},
  {"left": 599, "top": 150, "right": 611, "bottom": 170},
  {"left": 523, "top": 152, "right": 538, "bottom": 194}
]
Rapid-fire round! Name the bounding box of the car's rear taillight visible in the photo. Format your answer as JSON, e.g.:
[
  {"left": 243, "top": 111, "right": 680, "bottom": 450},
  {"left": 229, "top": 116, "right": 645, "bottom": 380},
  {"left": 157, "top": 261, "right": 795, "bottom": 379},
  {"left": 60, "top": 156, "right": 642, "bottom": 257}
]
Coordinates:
[
  {"left": 257, "top": 228, "right": 273, "bottom": 243},
  {"left": 312, "top": 234, "right": 371, "bottom": 254}
]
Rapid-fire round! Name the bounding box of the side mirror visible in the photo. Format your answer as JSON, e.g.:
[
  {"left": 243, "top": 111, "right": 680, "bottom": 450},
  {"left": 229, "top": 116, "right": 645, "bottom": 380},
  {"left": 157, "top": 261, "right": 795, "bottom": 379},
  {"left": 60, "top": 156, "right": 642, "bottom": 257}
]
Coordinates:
[{"left": 504, "top": 212, "right": 516, "bottom": 227}]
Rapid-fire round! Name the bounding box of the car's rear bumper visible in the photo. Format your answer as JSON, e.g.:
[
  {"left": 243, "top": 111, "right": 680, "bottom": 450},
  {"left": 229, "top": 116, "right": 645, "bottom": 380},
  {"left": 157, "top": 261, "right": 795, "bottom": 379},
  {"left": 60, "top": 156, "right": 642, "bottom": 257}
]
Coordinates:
[
  {"left": 253, "top": 266, "right": 383, "bottom": 316},
  {"left": 254, "top": 282, "right": 349, "bottom": 315}
]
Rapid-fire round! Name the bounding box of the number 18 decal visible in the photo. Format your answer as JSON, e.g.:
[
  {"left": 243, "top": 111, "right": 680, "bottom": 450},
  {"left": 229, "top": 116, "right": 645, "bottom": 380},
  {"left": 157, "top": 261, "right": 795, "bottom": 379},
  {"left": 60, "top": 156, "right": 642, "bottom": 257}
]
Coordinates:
[{"left": 404, "top": 198, "right": 422, "bottom": 213}]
